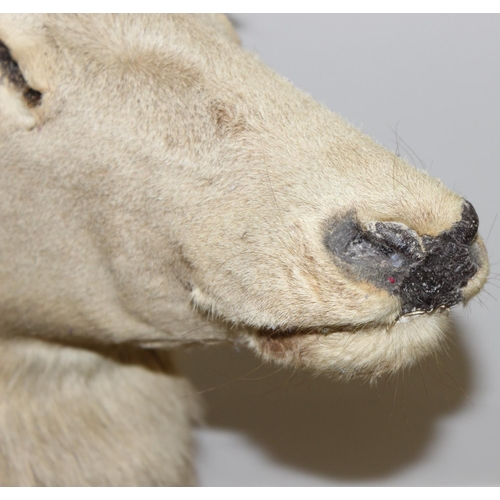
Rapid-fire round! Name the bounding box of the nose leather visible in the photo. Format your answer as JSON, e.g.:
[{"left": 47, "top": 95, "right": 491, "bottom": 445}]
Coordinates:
[
  {"left": 398, "top": 201, "right": 479, "bottom": 314},
  {"left": 325, "top": 200, "right": 480, "bottom": 315}
]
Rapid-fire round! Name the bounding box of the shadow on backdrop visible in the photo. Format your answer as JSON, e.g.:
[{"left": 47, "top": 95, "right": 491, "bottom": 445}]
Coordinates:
[{"left": 176, "top": 318, "right": 473, "bottom": 482}]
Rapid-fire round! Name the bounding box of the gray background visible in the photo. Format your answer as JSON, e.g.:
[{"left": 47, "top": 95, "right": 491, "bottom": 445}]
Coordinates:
[{"left": 176, "top": 14, "right": 500, "bottom": 486}]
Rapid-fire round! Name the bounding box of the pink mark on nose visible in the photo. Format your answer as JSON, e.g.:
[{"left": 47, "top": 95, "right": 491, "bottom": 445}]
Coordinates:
[{"left": 388, "top": 276, "right": 396, "bottom": 284}]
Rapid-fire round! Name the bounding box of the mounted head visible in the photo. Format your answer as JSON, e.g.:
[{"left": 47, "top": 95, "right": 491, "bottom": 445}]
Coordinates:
[{"left": 0, "top": 14, "right": 488, "bottom": 381}]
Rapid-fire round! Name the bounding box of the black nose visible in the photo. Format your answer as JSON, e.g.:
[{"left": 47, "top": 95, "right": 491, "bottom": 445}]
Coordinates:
[{"left": 325, "top": 200, "right": 480, "bottom": 315}]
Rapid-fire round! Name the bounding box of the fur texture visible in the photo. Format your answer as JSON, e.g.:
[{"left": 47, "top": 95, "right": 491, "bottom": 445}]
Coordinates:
[{"left": 0, "top": 14, "right": 489, "bottom": 485}]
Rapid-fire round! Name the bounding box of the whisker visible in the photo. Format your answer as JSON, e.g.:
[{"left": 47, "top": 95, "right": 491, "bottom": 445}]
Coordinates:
[
  {"left": 485, "top": 212, "right": 498, "bottom": 244},
  {"left": 373, "top": 373, "right": 391, "bottom": 402},
  {"left": 401, "top": 369, "right": 410, "bottom": 431},
  {"left": 419, "top": 361, "right": 429, "bottom": 398},
  {"left": 389, "top": 124, "right": 428, "bottom": 171},
  {"left": 389, "top": 372, "right": 399, "bottom": 423},
  {"left": 437, "top": 360, "right": 473, "bottom": 407}
]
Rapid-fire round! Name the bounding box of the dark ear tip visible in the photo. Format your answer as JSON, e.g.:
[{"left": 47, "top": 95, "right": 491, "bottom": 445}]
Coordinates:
[
  {"left": 0, "top": 38, "right": 43, "bottom": 108},
  {"left": 23, "top": 88, "right": 43, "bottom": 107}
]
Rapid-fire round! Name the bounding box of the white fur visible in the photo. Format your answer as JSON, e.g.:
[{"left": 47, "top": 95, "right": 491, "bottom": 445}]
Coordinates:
[{"left": 0, "top": 14, "right": 488, "bottom": 485}]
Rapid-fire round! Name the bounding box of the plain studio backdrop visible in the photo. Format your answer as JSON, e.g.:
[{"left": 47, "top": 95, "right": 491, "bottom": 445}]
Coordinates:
[{"left": 176, "top": 14, "right": 500, "bottom": 486}]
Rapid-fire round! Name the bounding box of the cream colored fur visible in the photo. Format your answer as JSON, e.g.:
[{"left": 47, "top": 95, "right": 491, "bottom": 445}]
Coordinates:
[{"left": 0, "top": 14, "right": 489, "bottom": 485}]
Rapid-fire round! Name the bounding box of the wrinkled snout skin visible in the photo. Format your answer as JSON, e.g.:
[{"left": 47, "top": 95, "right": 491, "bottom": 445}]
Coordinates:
[{"left": 0, "top": 14, "right": 489, "bottom": 381}]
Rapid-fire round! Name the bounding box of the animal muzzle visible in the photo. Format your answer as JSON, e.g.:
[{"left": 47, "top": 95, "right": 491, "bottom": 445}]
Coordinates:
[{"left": 325, "top": 200, "right": 480, "bottom": 316}]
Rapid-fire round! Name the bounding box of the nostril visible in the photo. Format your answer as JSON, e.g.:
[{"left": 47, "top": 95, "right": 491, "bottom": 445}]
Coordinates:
[{"left": 364, "top": 221, "right": 424, "bottom": 261}]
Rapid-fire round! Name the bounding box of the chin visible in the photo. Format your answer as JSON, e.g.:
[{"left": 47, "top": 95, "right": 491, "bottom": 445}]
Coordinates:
[{"left": 244, "top": 309, "right": 450, "bottom": 381}]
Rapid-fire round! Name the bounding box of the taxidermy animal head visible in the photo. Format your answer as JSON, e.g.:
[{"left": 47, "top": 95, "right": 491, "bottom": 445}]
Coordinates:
[{"left": 0, "top": 14, "right": 489, "bottom": 381}]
